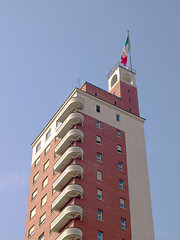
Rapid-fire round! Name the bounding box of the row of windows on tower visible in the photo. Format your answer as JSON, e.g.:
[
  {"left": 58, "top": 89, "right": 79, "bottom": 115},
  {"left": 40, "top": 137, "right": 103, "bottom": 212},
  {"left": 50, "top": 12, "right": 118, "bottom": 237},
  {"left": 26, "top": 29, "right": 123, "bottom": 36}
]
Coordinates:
[
  {"left": 96, "top": 105, "right": 120, "bottom": 120},
  {"left": 96, "top": 120, "right": 122, "bottom": 137}
]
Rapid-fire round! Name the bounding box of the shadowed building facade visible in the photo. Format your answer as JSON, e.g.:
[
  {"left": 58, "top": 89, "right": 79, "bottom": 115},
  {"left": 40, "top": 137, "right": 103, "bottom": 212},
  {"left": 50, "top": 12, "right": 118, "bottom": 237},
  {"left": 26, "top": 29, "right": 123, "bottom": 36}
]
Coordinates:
[{"left": 25, "top": 65, "right": 154, "bottom": 240}]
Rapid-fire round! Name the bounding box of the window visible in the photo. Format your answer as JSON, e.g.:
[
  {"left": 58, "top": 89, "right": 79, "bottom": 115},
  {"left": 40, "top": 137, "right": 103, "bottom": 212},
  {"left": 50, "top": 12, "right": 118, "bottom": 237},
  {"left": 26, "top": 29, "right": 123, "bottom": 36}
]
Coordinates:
[
  {"left": 117, "top": 145, "right": 122, "bottom": 153},
  {"left": 95, "top": 92, "right": 97, "bottom": 96},
  {"left": 36, "top": 142, "right": 41, "bottom": 153},
  {"left": 38, "top": 233, "right": 44, "bottom": 240},
  {"left": 119, "top": 179, "right": 124, "bottom": 189},
  {"left": 45, "top": 144, "right": 50, "bottom": 155},
  {"left": 96, "top": 136, "right": 101, "bottom": 144},
  {"left": 28, "top": 225, "right": 34, "bottom": 238},
  {"left": 116, "top": 114, "right": 120, "bottom": 122},
  {"left": 56, "top": 119, "right": 61, "bottom": 127},
  {"left": 114, "top": 101, "right": 116, "bottom": 105},
  {"left": 118, "top": 162, "right": 123, "bottom": 171},
  {"left": 34, "top": 157, "right": 40, "bottom": 168},
  {"left": 97, "top": 189, "right": 102, "bottom": 200},
  {"left": 96, "top": 120, "right": 101, "bottom": 128},
  {"left": 31, "top": 189, "right": 38, "bottom": 201},
  {"left": 46, "top": 129, "right": 51, "bottom": 140},
  {"left": 43, "top": 160, "right": 49, "bottom": 172},
  {"left": 98, "top": 231, "right": 103, "bottom": 240},
  {"left": 128, "top": 89, "right": 130, "bottom": 93},
  {"left": 120, "top": 198, "right": 125, "bottom": 208},
  {"left": 117, "top": 129, "right": 121, "bottom": 137},
  {"left": 96, "top": 105, "right": 100, "bottom": 113},
  {"left": 97, "top": 170, "right": 102, "bottom": 181},
  {"left": 97, "top": 209, "right": 103, "bottom": 221},
  {"left": 129, "top": 98, "right": 131, "bottom": 102},
  {"left": 97, "top": 153, "right": 102, "bottom": 162},
  {"left": 129, "top": 108, "right": 131, "bottom": 112},
  {"left": 42, "top": 177, "right": 48, "bottom": 189},
  {"left": 39, "top": 213, "right": 46, "bottom": 226},
  {"left": 121, "top": 218, "right": 126, "bottom": 230},
  {"left": 30, "top": 206, "right": 36, "bottom": 219},
  {"left": 33, "top": 172, "right": 39, "bottom": 184},
  {"left": 41, "top": 194, "right": 47, "bottom": 207}
]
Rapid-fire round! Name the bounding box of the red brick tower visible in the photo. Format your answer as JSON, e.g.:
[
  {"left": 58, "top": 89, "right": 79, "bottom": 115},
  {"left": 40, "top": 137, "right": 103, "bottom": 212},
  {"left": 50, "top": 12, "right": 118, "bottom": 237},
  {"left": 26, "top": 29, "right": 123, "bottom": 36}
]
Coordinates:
[{"left": 25, "top": 65, "right": 154, "bottom": 240}]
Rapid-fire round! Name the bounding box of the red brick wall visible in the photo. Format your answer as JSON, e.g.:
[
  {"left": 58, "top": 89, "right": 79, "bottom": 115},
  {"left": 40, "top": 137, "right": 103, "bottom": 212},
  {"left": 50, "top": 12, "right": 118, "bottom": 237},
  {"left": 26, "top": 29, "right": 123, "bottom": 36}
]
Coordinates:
[
  {"left": 74, "top": 113, "right": 132, "bottom": 240},
  {"left": 81, "top": 82, "right": 139, "bottom": 116},
  {"left": 24, "top": 137, "right": 66, "bottom": 240}
]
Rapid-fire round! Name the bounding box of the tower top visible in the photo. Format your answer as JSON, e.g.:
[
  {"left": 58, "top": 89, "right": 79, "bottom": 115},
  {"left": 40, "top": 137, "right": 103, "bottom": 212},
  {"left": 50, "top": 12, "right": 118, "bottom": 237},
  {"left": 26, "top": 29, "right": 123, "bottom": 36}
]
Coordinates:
[{"left": 108, "top": 64, "right": 136, "bottom": 92}]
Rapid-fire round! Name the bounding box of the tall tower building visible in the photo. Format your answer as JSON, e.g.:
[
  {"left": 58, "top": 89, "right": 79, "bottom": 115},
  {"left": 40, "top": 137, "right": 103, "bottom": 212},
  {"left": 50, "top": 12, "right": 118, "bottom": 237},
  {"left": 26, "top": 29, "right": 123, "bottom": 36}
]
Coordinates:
[{"left": 25, "top": 65, "right": 154, "bottom": 240}]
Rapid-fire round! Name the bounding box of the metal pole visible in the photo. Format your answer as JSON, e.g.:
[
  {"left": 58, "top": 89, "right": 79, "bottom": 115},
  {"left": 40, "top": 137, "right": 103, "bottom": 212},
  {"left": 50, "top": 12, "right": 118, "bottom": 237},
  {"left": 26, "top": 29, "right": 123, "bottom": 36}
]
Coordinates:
[{"left": 127, "top": 30, "right": 132, "bottom": 72}]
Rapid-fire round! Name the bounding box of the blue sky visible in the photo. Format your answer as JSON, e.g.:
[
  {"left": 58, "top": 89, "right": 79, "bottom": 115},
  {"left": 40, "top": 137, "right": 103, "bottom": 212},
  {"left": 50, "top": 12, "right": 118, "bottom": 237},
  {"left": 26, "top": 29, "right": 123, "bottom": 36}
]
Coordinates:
[{"left": 0, "top": 1, "right": 180, "bottom": 239}]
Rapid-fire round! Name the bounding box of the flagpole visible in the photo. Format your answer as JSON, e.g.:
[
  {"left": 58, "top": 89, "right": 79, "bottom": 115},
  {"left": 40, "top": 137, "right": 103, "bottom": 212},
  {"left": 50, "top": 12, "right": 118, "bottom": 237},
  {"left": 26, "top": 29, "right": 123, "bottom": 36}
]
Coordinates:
[{"left": 127, "top": 30, "right": 132, "bottom": 71}]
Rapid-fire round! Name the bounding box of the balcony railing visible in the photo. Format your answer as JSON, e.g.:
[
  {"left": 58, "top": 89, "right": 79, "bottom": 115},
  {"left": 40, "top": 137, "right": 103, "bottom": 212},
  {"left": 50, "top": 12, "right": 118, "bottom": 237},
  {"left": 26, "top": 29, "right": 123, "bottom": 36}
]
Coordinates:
[
  {"left": 53, "top": 165, "right": 83, "bottom": 192},
  {"left": 57, "top": 97, "right": 84, "bottom": 123},
  {"left": 56, "top": 227, "right": 83, "bottom": 240},
  {"left": 55, "top": 129, "right": 84, "bottom": 155},
  {"left": 52, "top": 184, "right": 83, "bottom": 212},
  {"left": 56, "top": 112, "right": 84, "bottom": 139},
  {"left": 51, "top": 205, "right": 83, "bottom": 233},
  {"left": 54, "top": 146, "right": 83, "bottom": 173}
]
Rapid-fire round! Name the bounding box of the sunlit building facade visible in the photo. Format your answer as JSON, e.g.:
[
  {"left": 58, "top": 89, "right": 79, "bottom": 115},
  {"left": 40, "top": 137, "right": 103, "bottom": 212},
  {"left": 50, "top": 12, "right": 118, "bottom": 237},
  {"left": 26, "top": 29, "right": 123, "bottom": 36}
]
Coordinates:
[{"left": 25, "top": 65, "right": 154, "bottom": 240}]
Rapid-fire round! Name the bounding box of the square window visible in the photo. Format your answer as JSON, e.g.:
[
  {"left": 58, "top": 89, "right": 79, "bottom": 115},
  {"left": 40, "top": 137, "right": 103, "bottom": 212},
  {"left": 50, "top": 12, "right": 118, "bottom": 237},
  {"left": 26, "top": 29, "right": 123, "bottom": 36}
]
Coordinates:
[
  {"left": 119, "top": 179, "right": 124, "bottom": 189},
  {"left": 117, "top": 129, "right": 121, "bottom": 137},
  {"left": 121, "top": 218, "right": 126, "bottom": 230},
  {"left": 39, "top": 213, "right": 46, "bottom": 226},
  {"left": 97, "top": 189, "right": 102, "bottom": 200},
  {"left": 45, "top": 144, "right": 50, "bottom": 155},
  {"left": 43, "top": 160, "right": 49, "bottom": 172},
  {"left": 30, "top": 206, "right": 36, "bottom": 219},
  {"left": 96, "top": 120, "right": 101, "bottom": 128},
  {"left": 96, "top": 105, "right": 100, "bottom": 113},
  {"left": 41, "top": 194, "right": 47, "bottom": 207},
  {"left": 118, "top": 162, "right": 123, "bottom": 171},
  {"left": 33, "top": 172, "right": 39, "bottom": 184},
  {"left": 31, "top": 189, "right": 38, "bottom": 201},
  {"left": 34, "top": 157, "right": 40, "bottom": 168},
  {"left": 52, "top": 186, "right": 56, "bottom": 195},
  {"left": 97, "top": 209, "right": 103, "bottom": 221},
  {"left": 97, "top": 153, "right": 102, "bottom": 162},
  {"left": 116, "top": 114, "right": 120, "bottom": 122},
  {"left": 98, "top": 231, "right": 103, "bottom": 240},
  {"left": 38, "top": 233, "right": 44, "bottom": 240},
  {"left": 97, "top": 170, "right": 102, "bottom": 181},
  {"left": 46, "top": 129, "right": 51, "bottom": 140},
  {"left": 117, "top": 145, "right": 122, "bottom": 153},
  {"left": 36, "top": 142, "right": 41, "bottom": 153},
  {"left": 28, "top": 225, "right": 34, "bottom": 238},
  {"left": 96, "top": 136, "right": 101, "bottom": 144},
  {"left": 42, "top": 177, "right": 48, "bottom": 189},
  {"left": 120, "top": 198, "right": 125, "bottom": 208}
]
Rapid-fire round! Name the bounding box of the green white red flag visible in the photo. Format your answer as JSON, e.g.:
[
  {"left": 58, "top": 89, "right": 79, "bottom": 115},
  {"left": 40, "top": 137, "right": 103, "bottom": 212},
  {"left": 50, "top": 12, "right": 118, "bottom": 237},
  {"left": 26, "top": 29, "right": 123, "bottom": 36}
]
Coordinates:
[{"left": 121, "top": 35, "right": 131, "bottom": 66}]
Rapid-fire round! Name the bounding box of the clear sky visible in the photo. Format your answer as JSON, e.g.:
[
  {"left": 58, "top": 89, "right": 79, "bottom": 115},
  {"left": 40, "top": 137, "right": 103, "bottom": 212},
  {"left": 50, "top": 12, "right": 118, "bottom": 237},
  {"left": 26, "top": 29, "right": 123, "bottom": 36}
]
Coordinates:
[{"left": 0, "top": 1, "right": 179, "bottom": 239}]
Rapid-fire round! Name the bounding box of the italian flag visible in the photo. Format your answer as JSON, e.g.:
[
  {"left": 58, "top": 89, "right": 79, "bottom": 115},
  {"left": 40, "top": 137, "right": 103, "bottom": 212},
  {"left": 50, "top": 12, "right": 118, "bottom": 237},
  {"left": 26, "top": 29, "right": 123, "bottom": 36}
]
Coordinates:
[{"left": 121, "top": 35, "right": 131, "bottom": 66}]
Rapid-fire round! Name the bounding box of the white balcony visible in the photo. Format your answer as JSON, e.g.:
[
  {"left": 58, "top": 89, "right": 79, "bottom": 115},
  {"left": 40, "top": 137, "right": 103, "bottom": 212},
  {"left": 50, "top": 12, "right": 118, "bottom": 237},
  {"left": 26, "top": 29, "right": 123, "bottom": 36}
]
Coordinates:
[
  {"left": 57, "top": 97, "right": 84, "bottom": 123},
  {"left": 53, "top": 165, "right": 83, "bottom": 192},
  {"left": 55, "top": 129, "right": 84, "bottom": 155},
  {"left": 54, "top": 146, "right": 83, "bottom": 173},
  {"left": 52, "top": 184, "right": 83, "bottom": 212},
  {"left": 56, "top": 227, "right": 83, "bottom": 240},
  {"left": 56, "top": 113, "right": 84, "bottom": 139},
  {"left": 51, "top": 205, "right": 83, "bottom": 233}
]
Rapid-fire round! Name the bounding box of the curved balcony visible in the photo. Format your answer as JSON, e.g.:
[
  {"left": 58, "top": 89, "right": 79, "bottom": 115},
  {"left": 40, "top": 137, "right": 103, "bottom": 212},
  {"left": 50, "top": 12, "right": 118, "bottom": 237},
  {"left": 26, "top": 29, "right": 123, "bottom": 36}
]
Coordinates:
[
  {"left": 56, "top": 113, "right": 84, "bottom": 139},
  {"left": 55, "top": 129, "right": 84, "bottom": 155},
  {"left": 52, "top": 184, "right": 83, "bottom": 212},
  {"left": 57, "top": 97, "right": 84, "bottom": 123},
  {"left": 51, "top": 205, "right": 83, "bottom": 233},
  {"left": 53, "top": 165, "right": 83, "bottom": 192},
  {"left": 56, "top": 227, "right": 83, "bottom": 240},
  {"left": 54, "top": 146, "right": 83, "bottom": 173}
]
